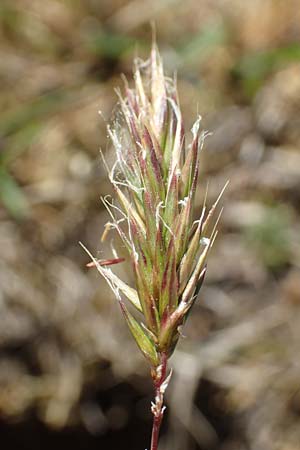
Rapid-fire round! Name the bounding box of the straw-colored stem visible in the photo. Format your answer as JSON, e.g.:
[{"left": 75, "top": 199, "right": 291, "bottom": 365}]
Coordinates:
[{"left": 150, "top": 353, "right": 168, "bottom": 450}]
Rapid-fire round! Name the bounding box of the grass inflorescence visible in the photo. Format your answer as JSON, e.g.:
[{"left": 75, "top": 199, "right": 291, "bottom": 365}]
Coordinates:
[{"left": 82, "top": 41, "right": 226, "bottom": 450}]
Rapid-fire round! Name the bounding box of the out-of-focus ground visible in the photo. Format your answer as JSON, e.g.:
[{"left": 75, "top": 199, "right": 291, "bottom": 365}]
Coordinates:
[{"left": 1, "top": 1, "right": 300, "bottom": 449}]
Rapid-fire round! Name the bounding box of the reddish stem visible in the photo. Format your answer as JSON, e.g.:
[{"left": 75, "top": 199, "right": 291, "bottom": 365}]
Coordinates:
[{"left": 150, "top": 353, "right": 168, "bottom": 450}]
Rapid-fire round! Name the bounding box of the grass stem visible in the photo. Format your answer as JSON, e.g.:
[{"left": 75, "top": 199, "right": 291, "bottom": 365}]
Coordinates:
[{"left": 150, "top": 353, "right": 168, "bottom": 450}]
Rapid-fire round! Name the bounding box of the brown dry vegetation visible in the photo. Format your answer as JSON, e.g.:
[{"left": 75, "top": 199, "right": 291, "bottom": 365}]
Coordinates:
[{"left": 0, "top": 1, "right": 300, "bottom": 449}]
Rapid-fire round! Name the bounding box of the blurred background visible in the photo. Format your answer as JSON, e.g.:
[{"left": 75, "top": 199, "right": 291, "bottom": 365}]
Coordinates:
[{"left": 1, "top": 1, "right": 300, "bottom": 449}]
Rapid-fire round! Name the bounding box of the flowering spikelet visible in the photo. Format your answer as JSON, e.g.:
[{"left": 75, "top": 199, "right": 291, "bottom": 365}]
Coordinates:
[{"left": 83, "top": 43, "right": 226, "bottom": 370}]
